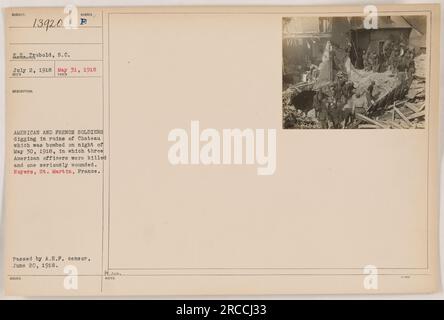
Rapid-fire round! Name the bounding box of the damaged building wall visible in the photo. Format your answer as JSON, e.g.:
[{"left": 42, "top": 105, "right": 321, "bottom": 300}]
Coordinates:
[{"left": 352, "top": 28, "right": 412, "bottom": 54}]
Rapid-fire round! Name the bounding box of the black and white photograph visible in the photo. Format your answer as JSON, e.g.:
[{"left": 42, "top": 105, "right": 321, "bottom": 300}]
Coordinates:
[{"left": 282, "top": 16, "right": 427, "bottom": 129}]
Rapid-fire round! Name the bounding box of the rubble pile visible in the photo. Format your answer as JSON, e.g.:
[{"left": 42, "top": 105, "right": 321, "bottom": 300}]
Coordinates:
[
  {"left": 414, "top": 53, "right": 426, "bottom": 78},
  {"left": 282, "top": 53, "right": 426, "bottom": 129},
  {"left": 283, "top": 81, "right": 320, "bottom": 128},
  {"left": 359, "top": 54, "right": 426, "bottom": 129},
  {"left": 407, "top": 53, "right": 426, "bottom": 107},
  {"left": 282, "top": 81, "right": 315, "bottom": 105},
  {"left": 283, "top": 103, "right": 319, "bottom": 129},
  {"left": 359, "top": 99, "right": 425, "bottom": 129},
  {"left": 351, "top": 69, "right": 399, "bottom": 99}
]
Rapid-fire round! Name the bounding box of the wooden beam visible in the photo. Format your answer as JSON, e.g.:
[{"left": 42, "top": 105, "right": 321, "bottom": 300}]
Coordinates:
[
  {"left": 407, "top": 110, "right": 425, "bottom": 120},
  {"left": 387, "top": 120, "right": 403, "bottom": 129},
  {"left": 395, "top": 99, "right": 408, "bottom": 107},
  {"left": 355, "top": 113, "right": 387, "bottom": 129},
  {"left": 405, "top": 102, "right": 419, "bottom": 113},
  {"left": 394, "top": 107, "right": 412, "bottom": 127},
  {"left": 358, "top": 124, "right": 379, "bottom": 129}
]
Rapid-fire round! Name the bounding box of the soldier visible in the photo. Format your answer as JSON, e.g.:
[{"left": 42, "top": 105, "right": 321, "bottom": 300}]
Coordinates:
[
  {"left": 312, "top": 90, "right": 323, "bottom": 118},
  {"left": 361, "top": 49, "right": 368, "bottom": 70},
  {"left": 366, "top": 50, "right": 374, "bottom": 71},
  {"left": 318, "top": 95, "right": 330, "bottom": 129},
  {"left": 372, "top": 51, "right": 380, "bottom": 72},
  {"left": 407, "top": 49, "right": 416, "bottom": 79},
  {"left": 366, "top": 81, "right": 376, "bottom": 106},
  {"left": 389, "top": 45, "right": 401, "bottom": 73},
  {"left": 329, "top": 96, "right": 344, "bottom": 129},
  {"left": 353, "top": 90, "right": 368, "bottom": 114},
  {"left": 382, "top": 38, "right": 394, "bottom": 71},
  {"left": 306, "top": 64, "right": 318, "bottom": 82},
  {"left": 383, "top": 39, "right": 393, "bottom": 58},
  {"left": 399, "top": 34, "right": 407, "bottom": 55},
  {"left": 334, "top": 72, "right": 347, "bottom": 100},
  {"left": 342, "top": 80, "right": 355, "bottom": 100},
  {"left": 342, "top": 92, "right": 354, "bottom": 128}
]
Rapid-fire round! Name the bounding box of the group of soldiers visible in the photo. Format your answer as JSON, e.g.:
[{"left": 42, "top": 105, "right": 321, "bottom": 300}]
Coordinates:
[
  {"left": 312, "top": 71, "right": 374, "bottom": 129},
  {"left": 309, "top": 37, "right": 417, "bottom": 129},
  {"left": 361, "top": 38, "right": 416, "bottom": 77}
]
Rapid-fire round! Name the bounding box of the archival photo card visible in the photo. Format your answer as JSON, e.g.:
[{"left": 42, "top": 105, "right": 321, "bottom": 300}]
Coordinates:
[{"left": 2, "top": 4, "right": 440, "bottom": 296}]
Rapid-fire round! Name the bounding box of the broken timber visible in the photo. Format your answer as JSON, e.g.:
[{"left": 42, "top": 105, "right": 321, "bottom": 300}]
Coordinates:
[
  {"left": 355, "top": 113, "right": 387, "bottom": 129},
  {"left": 394, "top": 107, "right": 412, "bottom": 127},
  {"left": 407, "top": 110, "right": 425, "bottom": 120}
]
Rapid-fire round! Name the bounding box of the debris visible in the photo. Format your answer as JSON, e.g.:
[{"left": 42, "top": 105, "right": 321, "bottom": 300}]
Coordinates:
[
  {"left": 407, "top": 110, "right": 425, "bottom": 120},
  {"left": 283, "top": 104, "right": 320, "bottom": 129},
  {"left": 405, "top": 102, "right": 419, "bottom": 113},
  {"left": 373, "top": 54, "right": 426, "bottom": 129},
  {"left": 358, "top": 124, "right": 380, "bottom": 129},
  {"left": 394, "top": 107, "right": 412, "bottom": 127},
  {"left": 386, "top": 120, "right": 403, "bottom": 129},
  {"left": 355, "top": 113, "right": 387, "bottom": 128},
  {"left": 282, "top": 41, "right": 426, "bottom": 129},
  {"left": 414, "top": 53, "right": 426, "bottom": 78}
]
